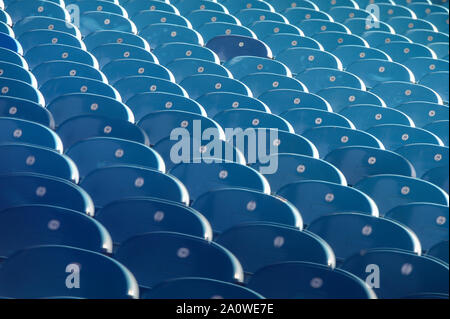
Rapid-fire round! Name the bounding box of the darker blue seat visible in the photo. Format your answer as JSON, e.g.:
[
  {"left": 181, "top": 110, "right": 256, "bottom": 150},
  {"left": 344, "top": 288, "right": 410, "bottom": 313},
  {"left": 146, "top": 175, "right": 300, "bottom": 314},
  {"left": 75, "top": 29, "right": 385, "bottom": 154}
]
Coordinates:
[{"left": 206, "top": 35, "right": 273, "bottom": 62}]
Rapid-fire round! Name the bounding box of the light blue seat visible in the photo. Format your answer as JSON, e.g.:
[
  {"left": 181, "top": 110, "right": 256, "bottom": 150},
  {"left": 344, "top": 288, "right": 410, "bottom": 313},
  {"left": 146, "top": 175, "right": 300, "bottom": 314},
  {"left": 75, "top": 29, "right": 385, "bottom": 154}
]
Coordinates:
[
  {"left": 186, "top": 10, "right": 239, "bottom": 29},
  {"left": 224, "top": 56, "right": 291, "bottom": 80},
  {"left": 302, "top": 126, "right": 384, "bottom": 158},
  {"left": 33, "top": 61, "right": 106, "bottom": 86},
  {"left": 235, "top": 8, "right": 288, "bottom": 27},
  {"left": 370, "top": 81, "right": 443, "bottom": 107},
  {"left": 332, "top": 45, "right": 391, "bottom": 68},
  {"left": 192, "top": 188, "right": 302, "bottom": 235},
  {"left": 79, "top": 11, "right": 137, "bottom": 37},
  {"left": 123, "top": 0, "right": 179, "bottom": 17},
  {"left": 396, "top": 143, "right": 449, "bottom": 177},
  {"left": 114, "top": 232, "right": 244, "bottom": 289},
  {"left": 0, "top": 117, "right": 62, "bottom": 152},
  {"left": 221, "top": 0, "right": 274, "bottom": 14},
  {"left": 354, "top": 174, "right": 449, "bottom": 216},
  {"left": 153, "top": 42, "right": 219, "bottom": 65},
  {"left": 80, "top": 166, "right": 189, "bottom": 208},
  {"left": 169, "top": 162, "right": 270, "bottom": 202},
  {"left": 408, "top": 2, "right": 449, "bottom": 18},
  {"left": 428, "top": 42, "right": 449, "bottom": 60},
  {"left": 180, "top": 74, "right": 251, "bottom": 99},
  {"left": 428, "top": 240, "right": 449, "bottom": 264},
  {"left": 259, "top": 89, "right": 331, "bottom": 114},
  {"left": 96, "top": 198, "right": 213, "bottom": 246},
  {"left": 296, "top": 19, "right": 350, "bottom": 37},
  {"left": 284, "top": 7, "right": 332, "bottom": 24},
  {"left": 277, "top": 47, "right": 342, "bottom": 75},
  {"left": 251, "top": 21, "right": 303, "bottom": 40},
  {"left": 114, "top": 76, "right": 186, "bottom": 102},
  {"left": 280, "top": 108, "right": 354, "bottom": 134},
  {"left": 344, "top": 17, "right": 394, "bottom": 36},
  {"left": 386, "top": 203, "right": 449, "bottom": 251},
  {"left": 0, "top": 47, "right": 27, "bottom": 68},
  {"left": 17, "top": 29, "right": 84, "bottom": 53},
  {"left": 0, "top": 61, "right": 37, "bottom": 87},
  {"left": 102, "top": 59, "right": 173, "bottom": 84},
  {"left": 66, "top": 137, "right": 164, "bottom": 180},
  {"left": 91, "top": 43, "right": 157, "bottom": 68},
  {"left": 140, "top": 23, "right": 203, "bottom": 48},
  {"left": 0, "top": 205, "right": 112, "bottom": 257},
  {"left": 339, "top": 104, "right": 413, "bottom": 130},
  {"left": 366, "top": 124, "right": 443, "bottom": 150},
  {"left": 341, "top": 249, "right": 449, "bottom": 299},
  {"left": 47, "top": 93, "right": 132, "bottom": 128},
  {"left": 206, "top": 35, "right": 273, "bottom": 62},
  {"left": 0, "top": 96, "right": 54, "bottom": 128},
  {"left": 0, "top": 143, "right": 78, "bottom": 183},
  {"left": 328, "top": 7, "right": 374, "bottom": 23},
  {"left": 25, "top": 44, "right": 98, "bottom": 70},
  {"left": 0, "top": 78, "right": 44, "bottom": 106},
  {"left": 277, "top": 180, "right": 378, "bottom": 225},
  {"left": 12, "top": 16, "right": 79, "bottom": 39},
  {"left": 317, "top": 87, "right": 385, "bottom": 112},
  {"left": 406, "top": 29, "right": 449, "bottom": 46},
  {"left": 247, "top": 261, "right": 376, "bottom": 299},
  {"left": 166, "top": 58, "right": 231, "bottom": 83},
  {"left": 426, "top": 12, "right": 449, "bottom": 34},
  {"left": 251, "top": 153, "right": 346, "bottom": 192},
  {"left": 395, "top": 101, "right": 449, "bottom": 127},
  {"left": 424, "top": 120, "right": 449, "bottom": 145},
  {"left": 196, "top": 92, "right": 269, "bottom": 117},
  {"left": 403, "top": 57, "right": 449, "bottom": 80},
  {"left": 422, "top": 165, "right": 449, "bottom": 193},
  {"left": 197, "top": 22, "right": 256, "bottom": 43},
  {"left": 379, "top": 42, "right": 436, "bottom": 63},
  {"left": 308, "top": 213, "right": 421, "bottom": 262},
  {"left": 295, "top": 68, "right": 365, "bottom": 93},
  {"left": 375, "top": 3, "right": 416, "bottom": 19},
  {"left": 0, "top": 20, "right": 13, "bottom": 37},
  {"left": 265, "top": 0, "right": 318, "bottom": 12},
  {"left": 132, "top": 10, "right": 191, "bottom": 30},
  {"left": 216, "top": 224, "right": 335, "bottom": 274},
  {"left": 138, "top": 110, "right": 222, "bottom": 146},
  {"left": 174, "top": 0, "right": 227, "bottom": 15},
  {"left": 420, "top": 71, "right": 449, "bottom": 104},
  {"left": 6, "top": 0, "right": 69, "bottom": 24},
  {"left": 241, "top": 73, "right": 306, "bottom": 97},
  {"left": 311, "top": 31, "right": 368, "bottom": 51},
  {"left": 0, "top": 173, "right": 94, "bottom": 215},
  {"left": 388, "top": 16, "right": 436, "bottom": 35},
  {"left": 84, "top": 30, "right": 149, "bottom": 51},
  {"left": 324, "top": 146, "right": 415, "bottom": 186},
  {"left": 142, "top": 278, "right": 263, "bottom": 299},
  {"left": 362, "top": 31, "right": 412, "bottom": 48},
  {"left": 0, "top": 245, "right": 138, "bottom": 299},
  {"left": 264, "top": 33, "right": 323, "bottom": 57},
  {"left": 57, "top": 115, "right": 148, "bottom": 149}
]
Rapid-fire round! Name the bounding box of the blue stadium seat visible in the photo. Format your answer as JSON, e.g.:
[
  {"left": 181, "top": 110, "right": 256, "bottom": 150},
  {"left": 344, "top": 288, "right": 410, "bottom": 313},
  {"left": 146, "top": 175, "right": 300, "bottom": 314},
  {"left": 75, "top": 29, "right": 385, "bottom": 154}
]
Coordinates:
[
  {"left": 0, "top": 20, "right": 13, "bottom": 37},
  {"left": 296, "top": 19, "right": 349, "bottom": 37},
  {"left": 224, "top": 56, "right": 291, "bottom": 80},
  {"left": 140, "top": 23, "right": 203, "bottom": 48},
  {"left": 0, "top": 205, "right": 112, "bottom": 257},
  {"left": 0, "top": 61, "right": 37, "bottom": 87},
  {"left": 386, "top": 203, "right": 449, "bottom": 251},
  {"left": 170, "top": 162, "right": 270, "bottom": 202},
  {"left": 235, "top": 8, "right": 288, "bottom": 27},
  {"left": 296, "top": 68, "right": 365, "bottom": 93},
  {"left": 404, "top": 57, "right": 449, "bottom": 80},
  {"left": 265, "top": 0, "right": 318, "bottom": 12},
  {"left": 153, "top": 42, "right": 219, "bottom": 65},
  {"left": 17, "top": 29, "right": 85, "bottom": 53},
  {"left": 80, "top": 166, "right": 189, "bottom": 208},
  {"left": 395, "top": 101, "right": 449, "bottom": 128},
  {"left": 0, "top": 143, "right": 79, "bottom": 183},
  {"left": 198, "top": 22, "right": 257, "bottom": 43},
  {"left": 39, "top": 76, "right": 120, "bottom": 105},
  {"left": 196, "top": 91, "right": 269, "bottom": 117},
  {"left": 251, "top": 153, "right": 346, "bottom": 192},
  {"left": 0, "top": 245, "right": 138, "bottom": 299},
  {"left": 259, "top": 89, "right": 332, "bottom": 114},
  {"left": 33, "top": 61, "right": 106, "bottom": 86},
  {"left": 367, "top": 124, "right": 444, "bottom": 150},
  {"left": 186, "top": 10, "right": 239, "bottom": 29},
  {"left": 277, "top": 180, "right": 378, "bottom": 225},
  {"left": 0, "top": 32, "right": 22, "bottom": 54},
  {"left": 79, "top": 11, "right": 137, "bottom": 36},
  {"left": 308, "top": 213, "right": 421, "bottom": 262},
  {"left": 84, "top": 30, "right": 149, "bottom": 51},
  {"left": 317, "top": 87, "right": 386, "bottom": 112},
  {"left": 221, "top": 0, "right": 275, "bottom": 14},
  {"left": 264, "top": 33, "right": 323, "bottom": 56},
  {"left": 379, "top": 42, "right": 436, "bottom": 63},
  {"left": 67, "top": 0, "right": 126, "bottom": 16},
  {"left": 0, "top": 8, "right": 10, "bottom": 26},
  {"left": 206, "top": 35, "right": 272, "bottom": 62},
  {"left": 0, "top": 78, "right": 44, "bottom": 106},
  {"left": 284, "top": 7, "right": 332, "bottom": 24},
  {"left": 123, "top": 0, "right": 179, "bottom": 17},
  {"left": 387, "top": 16, "right": 437, "bottom": 35},
  {"left": 91, "top": 43, "right": 157, "bottom": 68},
  {"left": 12, "top": 16, "right": 80, "bottom": 39},
  {"left": 428, "top": 42, "right": 449, "bottom": 60},
  {"left": 241, "top": 73, "right": 306, "bottom": 97},
  {"left": 362, "top": 31, "right": 412, "bottom": 48},
  {"left": 428, "top": 240, "right": 449, "bottom": 264},
  {"left": 371, "top": 81, "right": 443, "bottom": 107},
  {"left": 251, "top": 20, "right": 303, "bottom": 39},
  {"left": 280, "top": 108, "right": 354, "bottom": 134},
  {"left": 311, "top": 31, "right": 368, "bottom": 51},
  {"left": 96, "top": 198, "right": 213, "bottom": 246},
  {"left": 420, "top": 71, "right": 449, "bottom": 104},
  {"left": 422, "top": 165, "right": 449, "bottom": 193},
  {"left": 142, "top": 277, "right": 264, "bottom": 299},
  {"left": 66, "top": 137, "right": 165, "bottom": 179},
  {"left": 332, "top": 45, "right": 391, "bottom": 68},
  {"left": 0, "top": 96, "right": 54, "bottom": 128},
  {"left": 354, "top": 174, "right": 449, "bottom": 216},
  {"left": 6, "top": 0, "right": 69, "bottom": 24},
  {"left": 408, "top": 2, "right": 449, "bottom": 18},
  {"left": 114, "top": 232, "right": 244, "bottom": 289},
  {"left": 396, "top": 143, "right": 449, "bottom": 177},
  {"left": 329, "top": 6, "right": 374, "bottom": 22},
  {"left": 345, "top": 18, "right": 394, "bottom": 36},
  {"left": 132, "top": 10, "right": 191, "bottom": 30},
  {"left": 57, "top": 115, "right": 148, "bottom": 149},
  {"left": 341, "top": 249, "right": 449, "bottom": 299},
  {"left": 137, "top": 110, "right": 223, "bottom": 146},
  {"left": 180, "top": 74, "right": 251, "bottom": 99},
  {"left": 277, "top": 47, "right": 342, "bottom": 75},
  {"left": 174, "top": 0, "right": 227, "bottom": 15},
  {"left": 324, "top": 146, "right": 415, "bottom": 186},
  {"left": 375, "top": 3, "right": 416, "bottom": 19},
  {"left": 424, "top": 120, "right": 449, "bottom": 145},
  {"left": 406, "top": 29, "right": 449, "bottom": 46},
  {"left": 0, "top": 117, "right": 62, "bottom": 151},
  {"left": 0, "top": 173, "right": 94, "bottom": 216},
  {"left": 167, "top": 58, "right": 231, "bottom": 83},
  {"left": 426, "top": 12, "right": 449, "bottom": 34},
  {"left": 216, "top": 224, "right": 335, "bottom": 274},
  {"left": 192, "top": 189, "right": 302, "bottom": 234},
  {"left": 302, "top": 126, "right": 384, "bottom": 158},
  {"left": 247, "top": 261, "right": 376, "bottom": 299},
  {"left": 102, "top": 59, "right": 173, "bottom": 84},
  {"left": 0, "top": 47, "right": 27, "bottom": 68},
  {"left": 339, "top": 104, "right": 413, "bottom": 130},
  {"left": 47, "top": 93, "right": 133, "bottom": 128}
]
